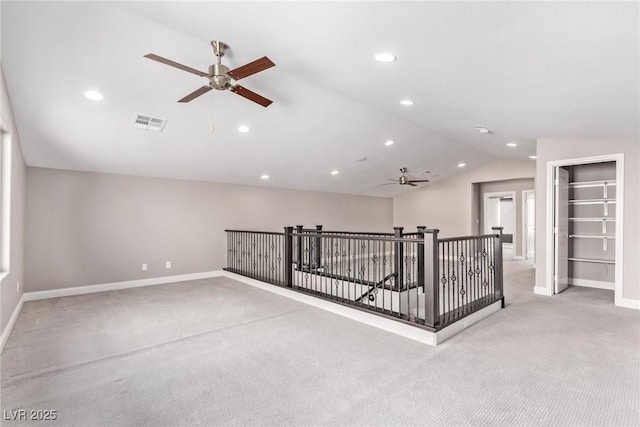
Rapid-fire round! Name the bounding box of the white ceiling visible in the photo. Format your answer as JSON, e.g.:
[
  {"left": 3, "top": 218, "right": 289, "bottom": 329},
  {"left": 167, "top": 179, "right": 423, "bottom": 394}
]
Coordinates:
[{"left": 2, "top": 1, "right": 638, "bottom": 197}]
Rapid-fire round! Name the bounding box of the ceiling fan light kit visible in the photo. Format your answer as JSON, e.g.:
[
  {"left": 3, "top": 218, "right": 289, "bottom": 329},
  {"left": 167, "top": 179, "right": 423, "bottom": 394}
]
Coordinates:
[{"left": 145, "top": 40, "right": 275, "bottom": 107}]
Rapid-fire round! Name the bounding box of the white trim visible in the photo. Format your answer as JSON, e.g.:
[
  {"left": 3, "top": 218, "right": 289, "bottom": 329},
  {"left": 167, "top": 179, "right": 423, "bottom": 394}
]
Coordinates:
[
  {"left": 0, "top": 294, "right": 23, "bottom": 353},
  {"left": 545, "top": 154, "right": 624, "bottom": 302},
  {"left": 534, "top": 286, "right": 553, "bottom": 296},
  {"left": 223, "top": 271, "right": 502, "bottom": 346},
  {"left": 512, "top": 255, "right": 524, "bottom": 260},
  {"left": 567, "top": 278, "right": 615, "bottom": 291},
  {"left": 23, "top": 271, "right": 224, "bottom": 301},
  {"left": 615, "top": 297, "right": 640, "bottom": 310},
  {"left": 223, "top": 271, "right": 435, "bottom": 345},
  {"left": 434, "top": 301, "right": 503, "bottom": 344}
]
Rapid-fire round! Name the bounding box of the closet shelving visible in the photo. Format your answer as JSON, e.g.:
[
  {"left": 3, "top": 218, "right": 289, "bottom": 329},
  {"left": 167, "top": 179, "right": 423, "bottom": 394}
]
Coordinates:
[{"left": 568, "top": 179, "right": 615, "bottom": 264}]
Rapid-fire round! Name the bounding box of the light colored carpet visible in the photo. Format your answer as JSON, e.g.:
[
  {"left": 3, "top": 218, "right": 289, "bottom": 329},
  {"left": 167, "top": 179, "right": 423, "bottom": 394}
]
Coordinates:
[{"left": 1, "top": 260, "right": 639, "bottom": 426}]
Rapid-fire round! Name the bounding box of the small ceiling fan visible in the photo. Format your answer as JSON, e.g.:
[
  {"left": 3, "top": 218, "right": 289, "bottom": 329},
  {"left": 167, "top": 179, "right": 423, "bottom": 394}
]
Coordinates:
[
  {"left": 145, "top": 40, "right": 275, "bottom": 107},
  {"left": 382, "top": 168, "right": 430, "bottom": 186}
]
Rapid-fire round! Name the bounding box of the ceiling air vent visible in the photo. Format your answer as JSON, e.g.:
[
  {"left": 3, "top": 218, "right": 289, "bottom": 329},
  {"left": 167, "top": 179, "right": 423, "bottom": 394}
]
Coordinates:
[{"left": 132, "top": 113, "right": 167, "bottom": 132}]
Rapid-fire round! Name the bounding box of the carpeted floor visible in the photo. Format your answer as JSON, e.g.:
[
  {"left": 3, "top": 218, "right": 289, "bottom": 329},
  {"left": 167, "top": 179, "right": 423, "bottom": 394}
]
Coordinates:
[{"left": 1, "top": 260, "right": 639, "bottom": 426}]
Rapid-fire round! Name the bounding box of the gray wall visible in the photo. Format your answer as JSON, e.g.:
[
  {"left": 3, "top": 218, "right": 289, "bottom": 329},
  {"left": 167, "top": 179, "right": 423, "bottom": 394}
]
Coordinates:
[
  {"left": 535, "top": 139, "right": 639, "bottom": 303},
  {"left": 25, "top": 168, "right": 393, "bottom": 292},
  {"left": 475, "top": 178, "right": 535, "bottom": 258},
  {"left": 393, "top": 159, "right": 536, "bottom": 237},
  {"left": 0, "top": 66, "right": 26, "bottom": 334}
]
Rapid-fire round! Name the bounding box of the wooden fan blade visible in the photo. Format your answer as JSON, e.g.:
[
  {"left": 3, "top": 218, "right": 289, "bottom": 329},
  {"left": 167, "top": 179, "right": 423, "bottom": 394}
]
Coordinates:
[
  {"left": 407, "top": 182, "right": 418, "bottom": 186},
  {"left": 381, "top": 183, "right": 398, "bottom": 186},
  {"left": 178, "top": 86, "right": 212, "bottom": 103},
  {"left": 144, "top": 54, "right": 208, "bottom": 77},
  {"left": 386, "top": 179, "right": 399, "bottom": 182},
  {"left": 407, "top": 179, "right": 430, "bottom": 183},
  {"left": 228, "top": 56, "right": 275, "bottom": 80},
  {"left": 230, "top": 85, "right": 273, "bottom": 107}
]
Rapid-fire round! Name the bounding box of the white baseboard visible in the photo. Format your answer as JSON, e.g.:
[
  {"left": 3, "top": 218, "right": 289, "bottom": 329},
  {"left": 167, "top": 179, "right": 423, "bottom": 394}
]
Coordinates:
[
  {"left": 435, "top": 300, "right": 503, "bottom": 344},
  {"left": 534, "top": 286, "right": 553, "bottom": 296},
  {"left": 223, "top": 271, "right": 440, "bottom": 345},
  {"left": 23, "top": 271, "right": 224, "bottom": 302},
  {"left": 615, "top": 297, "right": 640, "bottom": 310},
  {"left": 1, "top": 294, "right": 24, "bottom": 353},
  {"left": 223, "top": 271, "right": 503, "bottom": 346},
  {"left": 568, "top": 278, "right": 615, "bottom": 291}
]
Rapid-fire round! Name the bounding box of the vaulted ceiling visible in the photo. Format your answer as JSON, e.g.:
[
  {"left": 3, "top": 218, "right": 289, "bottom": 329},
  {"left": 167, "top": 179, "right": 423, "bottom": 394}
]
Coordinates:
[{"left": 2, "top": 1, "right": 638, "bottom": 196}]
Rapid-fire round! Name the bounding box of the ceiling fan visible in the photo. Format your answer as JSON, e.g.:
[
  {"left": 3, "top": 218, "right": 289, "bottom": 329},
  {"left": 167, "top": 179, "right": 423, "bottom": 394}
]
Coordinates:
[
  {"left": 144, "top": 40, "right": 275, "bottom": 107},
  {"left": 382, "top": 168, "right": 430, "bottom": 186}
]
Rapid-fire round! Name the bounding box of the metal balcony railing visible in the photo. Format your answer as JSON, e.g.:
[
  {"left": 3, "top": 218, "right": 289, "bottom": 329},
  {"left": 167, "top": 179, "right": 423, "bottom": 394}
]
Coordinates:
[{"left": 225, "top": 225, "right": 504, "bottom": 331}]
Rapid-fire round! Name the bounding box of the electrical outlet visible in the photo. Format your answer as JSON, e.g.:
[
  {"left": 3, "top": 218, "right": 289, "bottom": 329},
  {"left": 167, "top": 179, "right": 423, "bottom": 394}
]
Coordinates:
[
  {"left": 142, "top": 263, "right": 148, "bottom": 271},
  {"left": 166, "top": 261, "right": 172, "bottom": 269}
]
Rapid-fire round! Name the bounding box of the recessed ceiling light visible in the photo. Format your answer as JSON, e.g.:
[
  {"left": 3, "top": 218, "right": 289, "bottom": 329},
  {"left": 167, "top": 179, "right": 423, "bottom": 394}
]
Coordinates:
[
  {"left": 260, "top": 174, "right": 269, "bottom": 180},
  {"left": 458, "top": 162, "right": 466, "bottom": 168},
  {"left": 400, "top": 99, "right": 414, "bottom": 106},
  {"left": 84, "top": 90, "right": 104, "bottom": 101},
  {"left": 529, "top": 155, "right": 537, "bottom": 160},
  {"left": 474, "top": 127, "right": 491, "bottom": 134},
  {"left": 237, "top": 125, "right": 250, "bottom": 133},
  {"left": 374, "top": 52, "right": 396, "bottom": 63},
  {"left": 331, "top": 170, "right": 339, "bottom": 175},
  {"left": 385, "top": 140, "right": 394, "bottom": 146},
  {"left": 506, "top": 142, "right": 518, "bottom": 147}
]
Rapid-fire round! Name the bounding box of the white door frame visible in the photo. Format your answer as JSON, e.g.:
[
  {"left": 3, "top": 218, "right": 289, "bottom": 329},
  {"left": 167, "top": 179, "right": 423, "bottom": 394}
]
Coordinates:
[
  {"left": 522, "top": 189, "right": 535, "bottom": 261},
  {"left": 544, "top": 153, "right": 624, "bottom": 306},
  {"left": 484, "top": 191, "right": 516, "bottom": 259}
]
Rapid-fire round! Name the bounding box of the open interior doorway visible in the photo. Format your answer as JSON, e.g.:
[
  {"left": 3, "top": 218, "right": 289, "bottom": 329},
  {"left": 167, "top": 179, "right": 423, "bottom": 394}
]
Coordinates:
[
  {"left": 547, "top": 155, "right": 623, "bottom": 305},
  {"left": 484, "top": 191, "right": 516, "bottom": 260},
  {"left": 523, "top": 190, "right": 535, "bottom": 261}
]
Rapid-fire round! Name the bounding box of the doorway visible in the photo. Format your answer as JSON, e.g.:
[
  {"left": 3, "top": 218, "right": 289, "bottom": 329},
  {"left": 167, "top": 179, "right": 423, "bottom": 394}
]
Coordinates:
[
  {"left": 546, "top": 154, "right": 624, "bottom": 305},
  {"left": 483, "top": 191, "right": 516, "bottom": 260},
  {"left": 522, "top": 190, "right": 535, "bottom": 261}
]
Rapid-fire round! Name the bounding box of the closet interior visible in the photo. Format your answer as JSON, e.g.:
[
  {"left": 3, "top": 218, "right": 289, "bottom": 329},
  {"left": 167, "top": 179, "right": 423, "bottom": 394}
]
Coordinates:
[{"left": 566, "top": 161, "right": 616, "bottom": 289}]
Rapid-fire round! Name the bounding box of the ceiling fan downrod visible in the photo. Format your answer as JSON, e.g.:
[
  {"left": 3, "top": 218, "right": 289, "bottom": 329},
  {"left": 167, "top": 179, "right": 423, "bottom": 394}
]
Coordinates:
[{"left": 209, "top": 41, "right": 231, "bottom": 90}]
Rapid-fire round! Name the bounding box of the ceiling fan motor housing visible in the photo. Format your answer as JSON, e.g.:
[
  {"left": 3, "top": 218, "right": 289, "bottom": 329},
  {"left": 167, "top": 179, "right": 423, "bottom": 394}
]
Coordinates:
[{"left": 208, "top": 63, "right": 231, "bottom": 90}]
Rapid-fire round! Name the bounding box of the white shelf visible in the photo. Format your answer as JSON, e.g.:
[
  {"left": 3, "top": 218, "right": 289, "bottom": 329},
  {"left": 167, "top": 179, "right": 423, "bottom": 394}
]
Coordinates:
[
  {"left": 569, "top": 199, "right": 616, "bottom": 204},
  {"left": 569, "top": 235, "right": 615, "bottom": 239},
  {"left": 569, "top": 218, "right": 615, "bottom": 222},
  {"left": 568, "top": 180, "right": 616, "bottom": 189},
  {"left": 568, "top": 257, "right": 615, "bottom": 265}
]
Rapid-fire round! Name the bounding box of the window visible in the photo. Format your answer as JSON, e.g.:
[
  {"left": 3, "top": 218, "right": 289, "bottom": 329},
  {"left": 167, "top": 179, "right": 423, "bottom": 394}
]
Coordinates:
[{"left": 0, "top": 117, "right": 10, "bottom": 273}]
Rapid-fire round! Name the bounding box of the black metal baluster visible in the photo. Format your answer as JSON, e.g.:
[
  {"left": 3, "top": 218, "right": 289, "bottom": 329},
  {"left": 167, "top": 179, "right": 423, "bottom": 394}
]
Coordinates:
[
  {"left": 442, "top": 241, "right": 456, "bottom": 322},
  {"left": 267, "top": 234, "right": 271, "bottom": 283},
  {"left": 241, "top": 232, "right": 245, "bottom": 275},
  {"left": 410, "top": 243, "right": 415, "bottom": 321},
  {"left": 483, "top": 237, "right": 488, "bottom": 300},
  {"left": 471, "top": 238, "right": 476, "bottom": 313}
]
